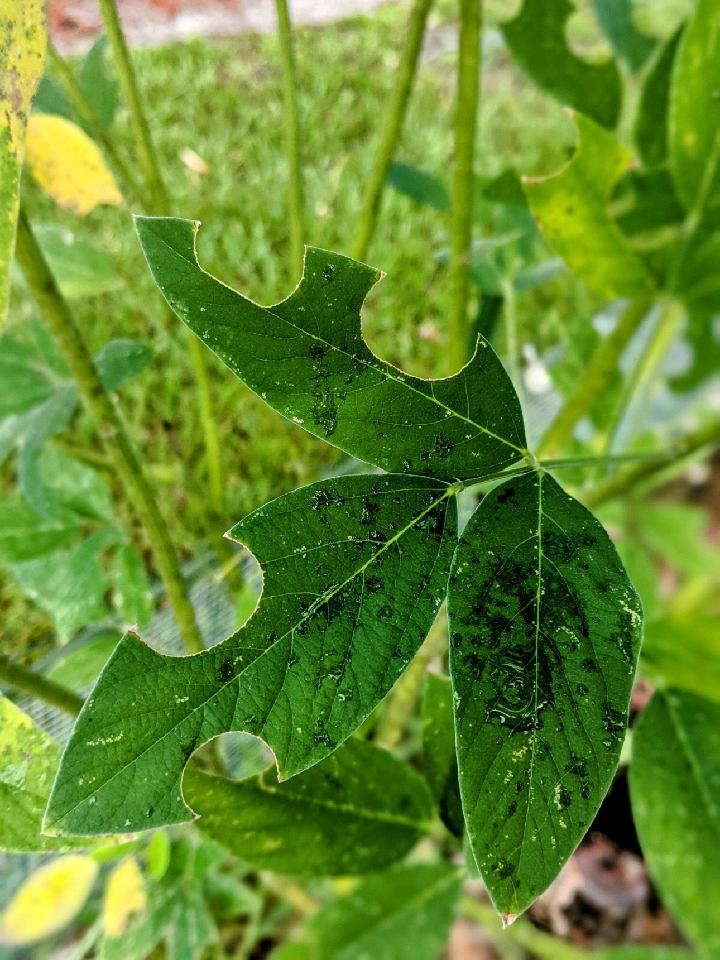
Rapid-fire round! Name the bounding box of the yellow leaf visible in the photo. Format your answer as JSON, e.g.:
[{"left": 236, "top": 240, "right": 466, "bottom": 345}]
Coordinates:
[
  {"left": 102, "top": 856, "right": 146, "bottom": 936},
  {"left": 0, "top": 854, "right": 98, "bottom": 945},
  {"left": 25, "top": 114, "right": 123, "bottom": 215},
  {"left": 0, "top": 0, "right": 46, "bottom": 320}
]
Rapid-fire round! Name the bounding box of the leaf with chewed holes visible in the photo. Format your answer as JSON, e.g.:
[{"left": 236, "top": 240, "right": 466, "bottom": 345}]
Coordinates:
[
  {"left": 45, "top": 473, "right": 456, "bottom": 836},
  {"left": 449, "top": 471, "right": 641, "bottom": 917},
  {"left": 135, "top": 216, "right": 527, "bottom": 483}
]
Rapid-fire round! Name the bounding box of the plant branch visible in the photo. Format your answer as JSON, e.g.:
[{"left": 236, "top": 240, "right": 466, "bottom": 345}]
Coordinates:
[
  {"left": 584, "top": 414, "right": 720, "bottom": 508},
  {"left": 45, "top": 42, "right": 151, "bottom": 210},
  {"left": 275, "top": 0, "right": 306, "bottom": 280},
  {"left": 0, "top": 655, "right": 83, "bottom": 715},
  {"left": 447, "top": 0, "right": 482, "bottom": 372},
  {"left": 351, "top": 0, "right": 434, "bottom": 262},
  {"left": 97, "top": 0, "right": 169, "bottom": 213},
  {"left": 536, "top": 297, "right": 652, "bottom": 458},
  {"left": 15, "top": 210, "right": 204, "bottom": 655}
]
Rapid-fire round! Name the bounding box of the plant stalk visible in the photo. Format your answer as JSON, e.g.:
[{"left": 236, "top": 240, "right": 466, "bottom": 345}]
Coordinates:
[
  {"left": 95, "top": 0, "right": 224, "bottom": 515},
  {"left": 15, "top": 211, "right": 204, "bottom": 655},
  {"left": 275, "top": 0, "right": 306, "bottom": 280},
  {"left": 351, "top": 0, "right": 435, "bottom": 262},
  {"left": 536, "top": 297, "right": 652, "bottom": 458},
  {"left": 584, "top": 414, "right": 720, "bottom": 508},
  {"left": 96, "top": 0, "right": 169, "bottom": 213},
  {"left": 447, "top": 0, "right": 482, "bottom": 371},
  {"left": 0, "top": 655, "right": 83, "bottom": 715},
  {"left": 45, "top": 42, "right": 151, "bottom": 210}
]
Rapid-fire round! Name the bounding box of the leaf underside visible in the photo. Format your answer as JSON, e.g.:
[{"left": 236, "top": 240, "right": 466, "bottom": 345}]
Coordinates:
[
  {"left": 45, "top": 473, "right": 456, "bottom": 835},
  {"left": 449, "top": 471, "right": 642, "bottom": 916},
  {"left": 135, "top": 216, "right": 527, "bottom": 482}
]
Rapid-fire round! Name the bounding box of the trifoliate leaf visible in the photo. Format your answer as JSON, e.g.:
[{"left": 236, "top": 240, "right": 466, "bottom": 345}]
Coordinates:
[
  {"left": 272, "top": 862, "right": 461, "bottom": 960},
  {"left": 501, "top": 0, "right": 621, "bottom": 129},
  {"left": 524, "top": 113, "right": 655, "bottom": 301},
  {"left": 103, "top": 857, "right": 147, "bottom": 936},
  {"left": 184, "top": 737, "right": 434, "bottom": 875},
  {"left": 135, "top": 216, "right": 527, "bottom": 482},
  {"left": 630, "top": 690, "right": 720, "bottom": 957},
  {"left": 45, "top": 473, "right": 456, "bottom": 836},
  {"left": 590, "top": 0, "right": 655, "bottom": 72},
  {"left": 0, "top": 854, "right": 98, "bottom": 945},
  {"left": 25, "top": 114, "right": 122, "bottom": 215},
  {"left": 0, "top": 0, "right": 46, "bottom": 322},
  {"left": 669, "top": 0, "right": 720, "bottom": 214},
  {"left": 449, "top": 471, "right": 642, "bottom": 917},
  {"left": 422, "top": 673, "right": 463, "bottom": 837}
]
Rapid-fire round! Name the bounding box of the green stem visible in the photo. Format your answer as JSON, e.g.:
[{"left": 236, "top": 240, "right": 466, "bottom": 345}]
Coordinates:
[
  {"left": 45, "top": 42, "right": 151, "bottom": 210},
  {"left": 601, "top": 298, "right": 685, "bottom": 454},
  {"left": 15, "top": 211, "right": 204, "bottom": 655},
  {"left": 536, "top": 297, "right": 652, "bottom": 459},
  {"left": 0, "top": 655, "right": 83, "bottom": 715},
  {"left": 96, "top": 0, "right": 224, "bottom": 515},
  {"left": 375, "top": 608, "right": 447, "bottom": 750},
  {"left": 584, "top": 414, "right": 720, "bottom": 508},
  {"left": 96, "top": 0, "right": 169, "bottom": 213},
  {"left": 351, "top": 0, "right": 434, "bottom": 262},
  {"left": 275, "top": 0, "right": 306, "bottom": 280},
  {"left": 447, "top": 0, "right": 482, "bottom": 371}
]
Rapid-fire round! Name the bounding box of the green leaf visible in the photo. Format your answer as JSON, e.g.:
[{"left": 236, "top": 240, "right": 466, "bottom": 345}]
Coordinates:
[
  {"left": 630, "top": 501, "right": 716, "bottom": 579},
  {"left": 596, "top": 950, "right": 693, "bottom": 960},
  {"left": 388, "top": 161, "right": 449, "bottom": 212},
  {"left": 525, "top": 113, "right": 655, "bottom": 300},
  {"left": 47, "top": 630, "right": 120, "bottom": 692},
  {"left": 449, "top": 471, "right": 642, "bottom": 917},
  {"left": 501, "top": 0, "right": 621, "bottom": 129},
  {"left": 95, "top": 339, "right": 154, "bottom": 391},
  {"left": 0, "top": 0, "right": 46, "bottom": 322},
  {"left": 100, "top": 837, "right": 218, "bottom": 960},
  {"left": 630, "top": 690, "right": 720, "bottom": 957},
  {"left": 45, "top": 473, "right": 456, "bottom": 835},
  {"left": 112, "top": 544, "right": 153, "bottom": 627},
  {"left": 184, "top": 737, "right": 434, "bottom": 875},
  {"left": 669, "top": 0, "right": 720, "bottom": 214},
  {"left": 0, "top": 697, "right": 94, "bottom": 852},
  {"left": 135, "top": 217, "right": 527, "bottom": 481},
  {"left": 272, "top": 863, "right": 460, "bottom": 960},
  {"left": 0, "top": 497, "right": 83, "bottom": 562},
  {"left": 422, "top": 673, "right": 463, "bottom": 837},
  {"left": 12, "top": 529, "right": 118, "bottom": 640},
  {"left": 634, "top": 28, "right": 681, "bottom": 168},
  {"left": 590, "top": 0, "right": 655, "bottom": 71},
  {"left": 0, "top": 334, "right": 55, "bottom": 418},
  {"left": 33, "top": 224, "right": 121, "bottom": 299},
  {"left": 76, "top": 36, "right": 118, "bottom": 131},
  {"left": 643, "top": 616, "right": 720, "bottom": 704}
]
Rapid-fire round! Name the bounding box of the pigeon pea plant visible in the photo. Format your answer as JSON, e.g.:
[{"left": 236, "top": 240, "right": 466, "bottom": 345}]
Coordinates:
[{"left": 1, "top": 0, "right": 720, "bottom": 958}]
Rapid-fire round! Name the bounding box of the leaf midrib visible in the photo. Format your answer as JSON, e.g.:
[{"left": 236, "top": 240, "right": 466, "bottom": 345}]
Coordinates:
[{"left": 51, "top": 487, "right": 452, "bottom": 827}]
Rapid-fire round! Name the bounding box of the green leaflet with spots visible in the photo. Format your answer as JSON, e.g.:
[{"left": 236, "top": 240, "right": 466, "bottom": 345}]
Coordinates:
[
  {"left": 524, "top": 113, "right": 655, "bottom": 301},
  {"left": 0, "top": 0, "right": 46, "bottom": 323},
  {"left": 630, "top": 690, "right": 720, "bottom": 958},
  {"left": 0, "top": 697, "right": 94, "bottom": 852},
  {"left": 184, "top": 737, "right": 435, "bottom": 875},
  {"left": 135, "top": 216, "right": 527, "bottom": 482},
  {"left": 669, "top": 0, "right": 720, "bottom": 215},
  {"left": 45, "top": 473, "right": 456, "bottom": 836},
  {"left": 501, "top": 0, "right": 621, "bottom": 129},
  {"left": 449, "top": 471, "right": 642, "bottom": 918}
]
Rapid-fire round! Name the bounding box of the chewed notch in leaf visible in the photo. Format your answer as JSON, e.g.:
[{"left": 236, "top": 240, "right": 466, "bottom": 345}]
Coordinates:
[
  {"left": 135, "top": 216, "right": 527, "bottom": 482},
  {"left": 449, "top": 471, "right": 642, "bottom": 916},
  {"left": 44, "top": 473, "right": 456, "bottom": 836}
]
